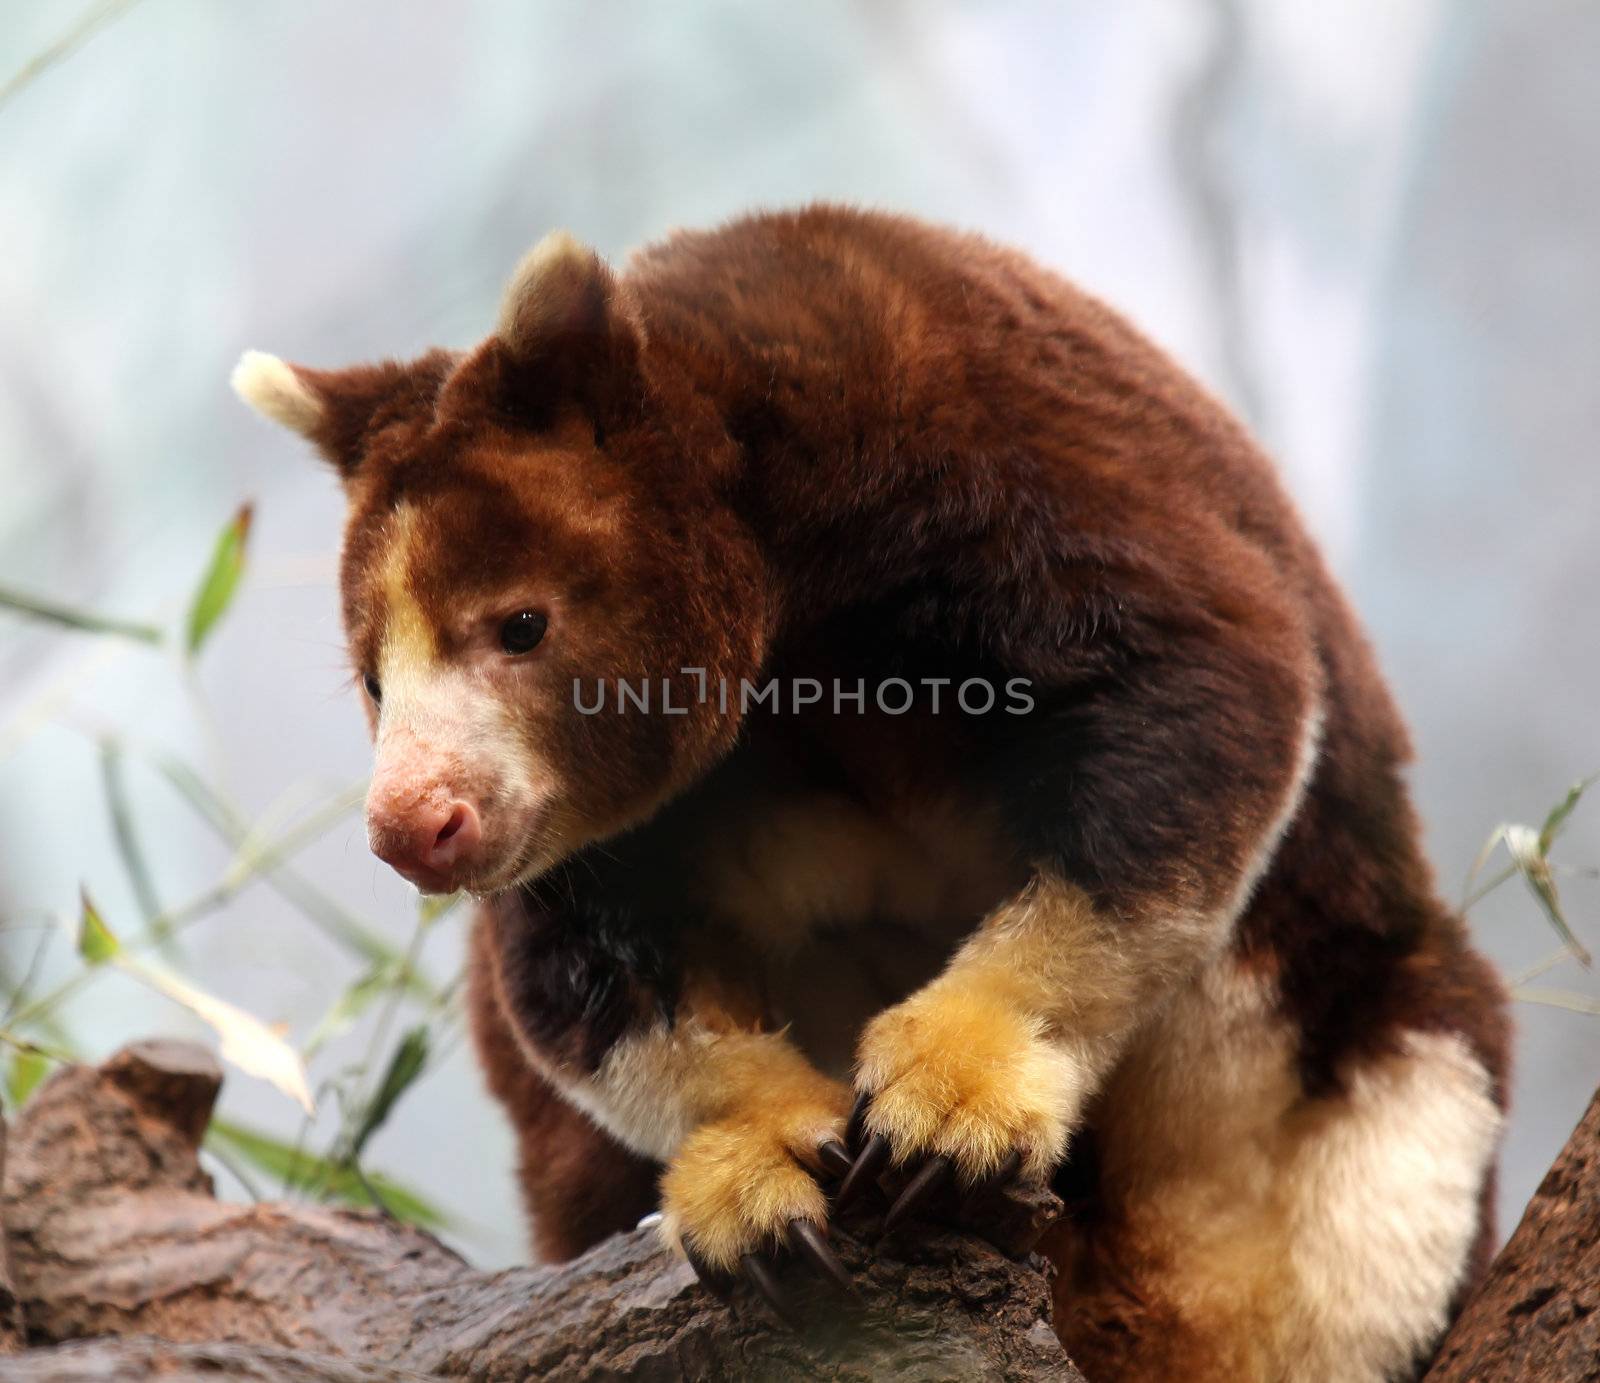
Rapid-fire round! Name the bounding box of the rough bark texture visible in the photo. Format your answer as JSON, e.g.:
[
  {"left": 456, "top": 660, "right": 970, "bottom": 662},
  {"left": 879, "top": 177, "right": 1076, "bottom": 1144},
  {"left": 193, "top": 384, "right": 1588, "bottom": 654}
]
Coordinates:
[
  {"left": 0, "top": 1339, "right": 435, "bottom": 1382},
  {"left": 5, "top": 1040, "right": 1597, "bottom": 1381},
  {"left": 0, "top": 1042, "right": 1082, "bottom": 1381},
  {"left": 0, "top": 1117, "right": 23, "bottom": 1356},
  {"left": 1424, "top": 1084, "right": 1600, "bottom": 1383}
]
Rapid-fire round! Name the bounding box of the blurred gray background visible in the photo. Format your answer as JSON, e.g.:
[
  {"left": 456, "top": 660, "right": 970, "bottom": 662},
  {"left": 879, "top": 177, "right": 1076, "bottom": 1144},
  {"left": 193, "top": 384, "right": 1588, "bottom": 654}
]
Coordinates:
[{"left": 1, "top": 0, "right": 1595, "bottom": 1267}]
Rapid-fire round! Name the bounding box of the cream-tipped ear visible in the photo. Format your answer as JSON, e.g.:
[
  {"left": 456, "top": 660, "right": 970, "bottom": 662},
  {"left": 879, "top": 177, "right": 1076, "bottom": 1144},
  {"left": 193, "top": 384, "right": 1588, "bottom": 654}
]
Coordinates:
[
  {"left": 231, "top": 350, "right": 325, "bottom": 437},
  {"left": 497, "top": 230, "right": 619, "bottom": 357}
]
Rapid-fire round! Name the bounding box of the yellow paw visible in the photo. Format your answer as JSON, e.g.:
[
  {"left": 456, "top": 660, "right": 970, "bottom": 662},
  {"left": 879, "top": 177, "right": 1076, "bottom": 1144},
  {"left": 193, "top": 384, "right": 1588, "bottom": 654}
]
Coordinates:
[
  {"left": 855, "top": 986, "right": 1074, "bottom": 1182},
  {"left": 660, "top": 1098, "right": 845, "bottom": 1273}
]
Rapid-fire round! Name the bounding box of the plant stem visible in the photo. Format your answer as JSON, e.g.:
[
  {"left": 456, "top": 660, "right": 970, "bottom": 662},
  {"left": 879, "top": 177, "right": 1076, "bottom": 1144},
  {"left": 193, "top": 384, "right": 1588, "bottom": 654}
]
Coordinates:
[
  {"left": 9, "top": 783, "right": 367, "bottom": 1031},
  {"left": 0, "top": 584, "right": 163, "bottom": 644},
  {"left": 99, "top": 741, "right": 166, "bottom": 935}
]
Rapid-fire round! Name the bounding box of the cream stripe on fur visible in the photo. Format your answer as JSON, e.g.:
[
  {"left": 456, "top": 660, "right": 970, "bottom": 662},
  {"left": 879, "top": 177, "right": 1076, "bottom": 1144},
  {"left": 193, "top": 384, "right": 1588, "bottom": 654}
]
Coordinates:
[
  {"left": 1272, "top": 1030, "right": 1502, "bottom": 1382},
  {"left": 1081, "top": 963, "right": 1500, "bottom": 1383}
]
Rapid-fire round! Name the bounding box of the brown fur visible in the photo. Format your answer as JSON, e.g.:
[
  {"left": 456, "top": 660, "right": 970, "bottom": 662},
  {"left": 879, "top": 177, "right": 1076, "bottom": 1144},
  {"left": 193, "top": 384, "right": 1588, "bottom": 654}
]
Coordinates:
[
  {"left": 240, "top": 206, "right": 1511, "bottom": 1380},
  {"left": 465, "top": 914, "right": 658, "bottom": 1260}
]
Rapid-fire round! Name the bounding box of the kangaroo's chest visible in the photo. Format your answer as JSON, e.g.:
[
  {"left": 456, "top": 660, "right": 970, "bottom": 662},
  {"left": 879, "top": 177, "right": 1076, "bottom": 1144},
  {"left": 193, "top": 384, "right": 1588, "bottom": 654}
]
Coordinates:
[{"left": 686, "top": 788, "right": 1024, "bottom": 1076}]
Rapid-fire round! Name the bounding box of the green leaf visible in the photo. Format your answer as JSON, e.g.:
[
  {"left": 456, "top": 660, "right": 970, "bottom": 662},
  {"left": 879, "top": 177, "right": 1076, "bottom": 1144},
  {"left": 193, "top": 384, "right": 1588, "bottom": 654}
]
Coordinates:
[
  {"left": 203, "top": 1117, "right": 313, "bottom": 1184},
  {"left": 0, "top": 584, "right": 163, "bottom": 644},
  {"left": 98, "top": 741, "right": 165, "bottom": 934},
  {"left": 353, "top": 1169, "right": 449, "bottom": 1230},
  {"left": 303, "top": 962, "right": 404, "bottom": 1059},
  {"left": 1539, "top": 774, "right": 1598, "bottom": 855},
  {"left": 351, "top": 1024, "right": 430, "bottom": 1160},
  {"left": 1464, "top": 773, "right": 1599, "bottom": 925},
  {"left": 1501, "top": 824, "right": 1592, "bottom": 967},
  {"left": 76, "top": 889, "right": 121, "bottom": 964},
  {"left": 205, "top": 1118, "right": 450, "bottom": 1230},
  {"left": 6, "top": 1048, "right": 50, "bottom": 1107},
  {"left": 220, "top": 779, "right": 367, "bottom": 890},
  {"left": 145, "top": 750, "right": 409, "bottom": 978},
  {"left": 185, "top": 503, "right": 253, "bottom": 655}
]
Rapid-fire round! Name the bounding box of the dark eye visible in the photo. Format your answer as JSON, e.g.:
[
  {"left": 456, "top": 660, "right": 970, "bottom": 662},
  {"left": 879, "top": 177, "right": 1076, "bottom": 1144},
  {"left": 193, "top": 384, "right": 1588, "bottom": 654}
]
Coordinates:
[
  {"left": 500, "top": 610, "right": 548, "bottom": 656},
  {"left": 363, "top": 673, "right": 382, "bottom": 704}
]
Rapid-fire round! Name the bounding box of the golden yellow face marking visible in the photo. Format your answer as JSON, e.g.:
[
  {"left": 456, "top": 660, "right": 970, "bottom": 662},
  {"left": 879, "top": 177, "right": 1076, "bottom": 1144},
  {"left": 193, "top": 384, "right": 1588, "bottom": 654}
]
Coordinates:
[
  {"left": 377, "top": 505, "right": 438, "bottom": 696},
  {"left": 362, "top": 502, "right": 562, "bottom": 890}
]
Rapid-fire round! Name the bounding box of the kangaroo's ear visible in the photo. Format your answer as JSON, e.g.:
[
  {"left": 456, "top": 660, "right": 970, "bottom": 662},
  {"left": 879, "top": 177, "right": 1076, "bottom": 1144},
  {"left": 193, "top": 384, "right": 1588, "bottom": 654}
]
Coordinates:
[
  {"left": 231, "top": 351, "right": 325, "bottom": 436},
  {"left": 231, "top": 351, "right": 446, "bottom": 478},
  {"left": 492, "top": 231, "right": 645, "bottom": 433}
]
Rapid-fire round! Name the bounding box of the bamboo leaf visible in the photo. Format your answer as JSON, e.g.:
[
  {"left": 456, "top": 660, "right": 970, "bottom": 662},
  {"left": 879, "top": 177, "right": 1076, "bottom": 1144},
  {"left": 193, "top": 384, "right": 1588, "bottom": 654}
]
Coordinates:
[
  {"left": 145, "top": 749, "right": 408, "bottom": 977},
  {"left": 1501, "top": 823, "right": 1592, "bottom": 967},
  {"left": 203, "top": 1117, "right": 314, "bottom": 1185},
  {"left": 303, "top": 962, "right": 404, "bottom": 1059},
  {"left": 122, "top": 957, "right": 315, "bottom": 1113},
  {"left": 185, "top": 503, "right": 253, "bottom": 655},
  {"left": 6, "top": 1048, "right": 50, "bottom": 1107},
  {"left": 0, "top": 0, "right": 144, "bottom": 114},
  {"left": 0, "top": 585, "right": 163, "bottom": 644},
  {"left": 351, "top": 1166, "right": 446, "bottom": 1229},
  {"left": 205, "top": 1118, "right": 450, "bottom": 1229},
  {"left": 1465, "top": 825, "right": 1507, "bottom": 896},
  {"left": 1512, "top": 985, "right": 1600, "bottom": 1016},
  {"left": 350, "top": 1024, "right": 429, "bottom": 1160},
  {"left": 98, "top": 741, "right": 164, "bottom": 933},
  {"left": 1511, "top": 944, "right": 1578, "bottom": 988},
  {"left": 1539, "top": 774, "right": 1598, "bottom": 855},
  {"left": 76, "top": 889, "right": 122, "bottom": 964},
  {"left": 219, "top": 779, "right": 366, "bottom": 891}
]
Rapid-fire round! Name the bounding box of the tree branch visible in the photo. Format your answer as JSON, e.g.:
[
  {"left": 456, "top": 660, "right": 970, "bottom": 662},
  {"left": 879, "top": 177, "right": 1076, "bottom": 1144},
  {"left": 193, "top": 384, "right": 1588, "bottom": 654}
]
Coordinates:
[
  {"left": 16, "top": 1039, "right": 1595, "bottom": 1379},
  {"left": 1424, "top": 1083, "right": 1600, "bottom": 1381},
  {"left": 0, "top": 1041, "right": 1082, "bottom": 1381}
]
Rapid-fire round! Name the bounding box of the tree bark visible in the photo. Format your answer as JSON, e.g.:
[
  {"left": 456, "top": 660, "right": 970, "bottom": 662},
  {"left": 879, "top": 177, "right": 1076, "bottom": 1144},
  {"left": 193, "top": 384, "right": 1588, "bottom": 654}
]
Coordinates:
[
  {"left": 0, "top": 1339, "right": 435, "bottom": 1382},
  {"left": 1424, "top": 1084, "right": 1600, "bottom": 1382},
  {"left": 0, "top": 1041, "right": 1081, "bottom": 1382},
  {"left": 7, "top": 1040, "right": 1596, "bottom": 1380},
  {"left": 0, "top": 1116, "right": 23, "bottom": 1356}
]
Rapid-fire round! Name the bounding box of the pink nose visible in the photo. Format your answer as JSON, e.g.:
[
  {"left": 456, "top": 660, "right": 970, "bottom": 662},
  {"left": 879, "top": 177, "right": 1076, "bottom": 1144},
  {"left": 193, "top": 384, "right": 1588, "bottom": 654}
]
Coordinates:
[{"left": 367, "top": 794, "right": 482, "bottom": 891}]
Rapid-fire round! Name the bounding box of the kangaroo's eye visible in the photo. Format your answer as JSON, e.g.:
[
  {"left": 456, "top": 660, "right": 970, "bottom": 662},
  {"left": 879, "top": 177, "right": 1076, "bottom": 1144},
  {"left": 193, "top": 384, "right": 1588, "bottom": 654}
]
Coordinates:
[
  {"left": 363, "top": 673, "right": 382, "bottom": 704},
  {"left": 500, "top": 610, "right": 548, "bottom": 656}
]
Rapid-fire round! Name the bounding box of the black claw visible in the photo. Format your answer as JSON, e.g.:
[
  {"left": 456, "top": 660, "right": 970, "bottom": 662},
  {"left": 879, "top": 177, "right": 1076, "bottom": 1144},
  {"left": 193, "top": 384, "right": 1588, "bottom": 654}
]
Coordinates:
[
  {"left": 834, "top": 1132, "right": 891, "bottom": 1211},
  {"left": 817, "top": 1139, "right": 853, "bottom": 1180},
  {"left": 684, "top": 1244, "right": 734, "bottom": 1302},
  {"left": 789, "top": 1218, "right": 856, "bottom": 1299},
  {"left": 845, "top": 1091, "right": 872, "bottom": 1151},
  {"left": 742, "top": 1252, "right": 802, "bottom": 1330},
  {"left": 883, "top": 1155, "right": 953, "bottom": 1233}
]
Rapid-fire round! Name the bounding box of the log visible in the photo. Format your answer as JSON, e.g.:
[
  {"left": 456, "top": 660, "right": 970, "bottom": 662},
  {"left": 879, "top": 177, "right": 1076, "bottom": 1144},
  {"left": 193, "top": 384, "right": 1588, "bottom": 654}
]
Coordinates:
[
  {"left": 1424, "top": 1084, "right": 1600, "bottom": 1382},
  {"left": 0, "top": 1041, "right": 1082, "bottom": 1381}
]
